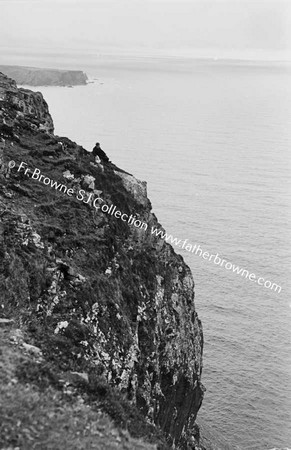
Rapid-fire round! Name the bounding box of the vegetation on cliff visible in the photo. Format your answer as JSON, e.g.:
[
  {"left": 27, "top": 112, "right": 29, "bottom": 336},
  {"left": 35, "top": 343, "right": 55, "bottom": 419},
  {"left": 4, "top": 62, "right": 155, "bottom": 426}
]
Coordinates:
[{"left": 0, "top": 72, "right": 205, "bottom": 449}]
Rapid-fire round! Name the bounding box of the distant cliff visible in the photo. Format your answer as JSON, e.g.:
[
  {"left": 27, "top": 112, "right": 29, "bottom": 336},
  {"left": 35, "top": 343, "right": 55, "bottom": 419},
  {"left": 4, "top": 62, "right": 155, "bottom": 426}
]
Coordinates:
[
  {"left": 0, "top": 65, "right": 88, "bottom": 86},
  {"left": 0, "top": 71, "right": 207, "bottom": 449}
]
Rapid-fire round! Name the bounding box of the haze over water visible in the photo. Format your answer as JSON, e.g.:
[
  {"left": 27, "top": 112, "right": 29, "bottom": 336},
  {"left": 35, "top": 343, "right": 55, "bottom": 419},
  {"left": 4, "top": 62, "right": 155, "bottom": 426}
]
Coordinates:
[{"left": 31, "top": 56, "right": 291, "bottom": 450}]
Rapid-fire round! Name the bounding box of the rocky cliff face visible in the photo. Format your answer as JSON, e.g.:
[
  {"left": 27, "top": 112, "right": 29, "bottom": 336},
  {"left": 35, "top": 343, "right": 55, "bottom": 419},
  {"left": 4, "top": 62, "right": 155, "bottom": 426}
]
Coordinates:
[
  {"left": 0, "top": 72, "right": 205, "bottom": 449},
  {"left": 0, "top": 74, "right": 54, "bottom": 134},
  {"left": 0, "top": 65, "right": 88, "bottom": 86}
]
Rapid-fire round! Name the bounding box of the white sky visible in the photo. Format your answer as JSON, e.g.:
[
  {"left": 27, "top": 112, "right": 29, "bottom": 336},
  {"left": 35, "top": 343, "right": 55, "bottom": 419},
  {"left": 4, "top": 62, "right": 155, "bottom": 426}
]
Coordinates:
[{"left": 0, "top": 0, "right": 290, "bottom": 60}]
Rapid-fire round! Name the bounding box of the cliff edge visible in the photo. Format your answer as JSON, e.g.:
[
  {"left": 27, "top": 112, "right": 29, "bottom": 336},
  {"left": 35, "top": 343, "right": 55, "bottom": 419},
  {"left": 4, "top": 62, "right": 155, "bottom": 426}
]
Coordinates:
[{"left": 0, "top": 72, "right": 205, "bottom": 449}]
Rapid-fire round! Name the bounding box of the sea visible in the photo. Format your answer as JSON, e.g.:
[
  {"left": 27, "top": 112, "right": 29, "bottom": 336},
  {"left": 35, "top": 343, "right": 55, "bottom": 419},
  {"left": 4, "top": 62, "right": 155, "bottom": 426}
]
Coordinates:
[{"left": 21, "top": 55, "right": 291, "bottom": 450}]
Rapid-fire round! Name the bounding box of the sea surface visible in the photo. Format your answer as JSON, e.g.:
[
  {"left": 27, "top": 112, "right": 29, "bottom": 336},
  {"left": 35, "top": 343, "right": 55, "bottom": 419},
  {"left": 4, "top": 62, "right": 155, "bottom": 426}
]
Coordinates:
[{"left": 26, "top": 56, "right": 291, "bottom": 450}]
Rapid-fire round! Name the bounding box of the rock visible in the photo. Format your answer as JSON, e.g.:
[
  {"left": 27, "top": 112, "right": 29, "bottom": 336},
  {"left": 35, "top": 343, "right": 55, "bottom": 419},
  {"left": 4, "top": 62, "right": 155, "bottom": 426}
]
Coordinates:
[
  {"left": 83, "top": 174, "right": 95, "bottom": 190},
  {"left": 22, "top": 342, "right": 42, "bottom": 356},
  {"left": 114, "top": 170, "right": 148, "bottom": 207},
  {"left": 31, "top": 231, "right": 44, "bottom": 249},
  {"left": 0, "top": 318, "right": 14, "bottom": 326},
  {"left": 71, "top": 273, "right": 86, "bottom": 286},
  {"left": 70, "top": 371, "right": 89, "bottom": 384},
  {"left": 0, "top": 137, "right": 5, "bottom": 174},
  {"left": 9, "top": 328, "right": 24, "bottom": 344},
  {"left": 63, "top": 170, "right": 74, "bottom": 181},
  {"left": 54, "top": 321, "right": 69, "bottom": 334}
]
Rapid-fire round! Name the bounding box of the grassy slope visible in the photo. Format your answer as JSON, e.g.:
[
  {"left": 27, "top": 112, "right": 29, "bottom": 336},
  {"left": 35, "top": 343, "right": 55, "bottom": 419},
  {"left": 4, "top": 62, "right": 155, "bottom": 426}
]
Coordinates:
[{"left": 0, "top": 324, "right": 157, "bottom": 450}]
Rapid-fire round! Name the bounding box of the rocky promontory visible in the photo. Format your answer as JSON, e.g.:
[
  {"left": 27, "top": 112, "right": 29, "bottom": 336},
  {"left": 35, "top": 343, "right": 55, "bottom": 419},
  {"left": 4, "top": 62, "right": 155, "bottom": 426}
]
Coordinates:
[
  {"left": 0, "top": 65, "right": 88, "bottom": 86},
  {"left": 0, "top": 71, "right": 206, "bottom": 449}
]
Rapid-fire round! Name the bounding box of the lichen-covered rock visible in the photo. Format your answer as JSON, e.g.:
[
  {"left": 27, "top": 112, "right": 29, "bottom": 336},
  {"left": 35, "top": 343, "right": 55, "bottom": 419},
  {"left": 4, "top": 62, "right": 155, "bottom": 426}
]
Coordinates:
[
  {"left": 0, "top": 72, "right": 204, "bottom": 449},
  {"left": 114, "top": 170, "right": 148, "bottom": 206}
]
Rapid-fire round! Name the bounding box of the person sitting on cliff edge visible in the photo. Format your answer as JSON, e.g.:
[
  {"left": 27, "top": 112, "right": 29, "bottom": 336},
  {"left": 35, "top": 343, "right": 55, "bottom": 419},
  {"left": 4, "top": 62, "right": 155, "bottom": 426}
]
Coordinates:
[{"left": 92, "top": 142, "right": 110, "bottom": 163}]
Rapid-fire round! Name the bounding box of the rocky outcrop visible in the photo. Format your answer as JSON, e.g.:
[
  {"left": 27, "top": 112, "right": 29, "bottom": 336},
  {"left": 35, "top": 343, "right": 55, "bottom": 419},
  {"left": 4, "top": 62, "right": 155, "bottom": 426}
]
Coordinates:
[
  {"left": 0, "top": 65, "right": 88, "bottom": 86},
  {"left": 0, "top": 72, "right": 205, "bottom": 449},
  {"left": 0, "top": 72, "right": 54, "bottom": 134}
]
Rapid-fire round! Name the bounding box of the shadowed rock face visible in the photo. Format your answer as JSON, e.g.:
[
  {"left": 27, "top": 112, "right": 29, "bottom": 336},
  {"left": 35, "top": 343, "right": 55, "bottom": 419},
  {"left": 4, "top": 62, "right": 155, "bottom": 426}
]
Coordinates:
[
  {"left": 0, "top": 72, "right": 204, "bottom": 448},
  {"left": 0, "top": 65, "right": 88, "bottom": 86}
]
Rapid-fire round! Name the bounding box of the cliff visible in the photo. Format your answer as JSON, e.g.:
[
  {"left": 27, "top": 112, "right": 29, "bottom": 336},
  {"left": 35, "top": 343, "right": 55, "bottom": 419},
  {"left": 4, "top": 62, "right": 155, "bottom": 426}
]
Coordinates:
[
  {"left": 0, "top": 65, "right": 88, "bottom": 86},
  {"left": 0, "top": 72, "right": 205, "bottom": 449}
]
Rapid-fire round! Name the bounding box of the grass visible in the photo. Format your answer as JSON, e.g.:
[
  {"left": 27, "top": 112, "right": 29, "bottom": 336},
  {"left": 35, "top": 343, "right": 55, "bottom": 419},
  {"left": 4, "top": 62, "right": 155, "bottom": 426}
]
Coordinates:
[{"left": 0, "top": 327, "right": 158, "bottom": 450}]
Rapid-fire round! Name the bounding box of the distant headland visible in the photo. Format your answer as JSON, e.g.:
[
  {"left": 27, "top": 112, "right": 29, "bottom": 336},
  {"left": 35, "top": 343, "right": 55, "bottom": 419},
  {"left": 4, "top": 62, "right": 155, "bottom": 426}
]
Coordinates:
[{"left": 0, "top": 65, "right": 88, "bottom": 86}]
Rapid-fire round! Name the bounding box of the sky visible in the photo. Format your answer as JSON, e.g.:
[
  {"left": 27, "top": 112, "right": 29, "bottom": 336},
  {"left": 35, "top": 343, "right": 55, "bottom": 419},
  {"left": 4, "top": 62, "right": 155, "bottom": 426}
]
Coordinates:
[{"left": 0, "top": 0, "right": 291, "bottom": 62}]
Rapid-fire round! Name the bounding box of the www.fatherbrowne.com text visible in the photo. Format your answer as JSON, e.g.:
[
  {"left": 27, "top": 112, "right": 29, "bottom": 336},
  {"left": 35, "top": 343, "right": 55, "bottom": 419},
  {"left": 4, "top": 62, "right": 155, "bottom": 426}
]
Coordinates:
[{"left": 151, "top": 227, "right": 282, "bottom": 293}]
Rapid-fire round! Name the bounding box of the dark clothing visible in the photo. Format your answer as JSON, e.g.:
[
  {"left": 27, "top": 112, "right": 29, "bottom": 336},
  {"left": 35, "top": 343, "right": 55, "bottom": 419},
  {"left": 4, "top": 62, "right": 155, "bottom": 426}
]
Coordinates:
[{"left": 92, "top": 143, "right": 109, "bottom": 162}]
